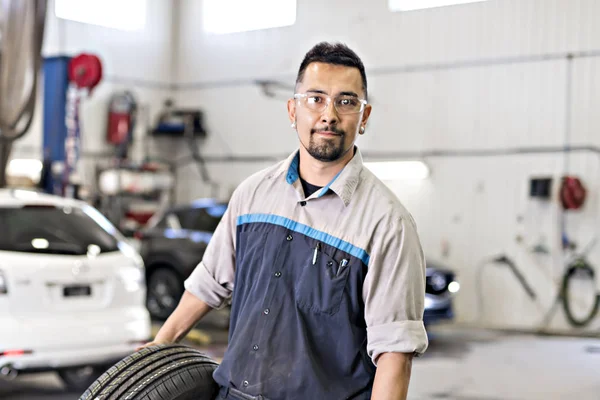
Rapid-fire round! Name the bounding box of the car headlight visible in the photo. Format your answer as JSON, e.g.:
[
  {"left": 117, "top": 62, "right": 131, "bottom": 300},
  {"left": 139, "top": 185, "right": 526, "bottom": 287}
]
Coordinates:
[
  {"left": 430, "top": 272, "right": 447, "bottom": 291},
  {"left": 448, "top": 281, "right": 460, "bottom": 293}
]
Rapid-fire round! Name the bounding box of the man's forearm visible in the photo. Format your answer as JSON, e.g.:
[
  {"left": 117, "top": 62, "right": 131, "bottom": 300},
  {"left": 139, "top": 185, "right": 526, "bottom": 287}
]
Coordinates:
[
  {"left": 371, "top": 352, "right": 413, "bottom": 400},
  {"left": 154, "top": 291, "right": 213, "bottom": 343}
]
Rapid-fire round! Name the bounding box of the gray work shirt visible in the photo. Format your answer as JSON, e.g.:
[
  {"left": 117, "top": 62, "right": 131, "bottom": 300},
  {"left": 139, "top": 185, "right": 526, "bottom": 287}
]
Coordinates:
[{"left": 185, "top": 147, "right": 428, "bottom": 400}]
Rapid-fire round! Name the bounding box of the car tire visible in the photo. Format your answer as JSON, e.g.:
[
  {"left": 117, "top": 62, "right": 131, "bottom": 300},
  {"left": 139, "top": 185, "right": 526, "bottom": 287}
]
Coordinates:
[
  {"left": 146, "top": 267, "right": 184, "bottom": 320},
  {"left": 78, "top": 344, "right": 219, "bottom": 400}
]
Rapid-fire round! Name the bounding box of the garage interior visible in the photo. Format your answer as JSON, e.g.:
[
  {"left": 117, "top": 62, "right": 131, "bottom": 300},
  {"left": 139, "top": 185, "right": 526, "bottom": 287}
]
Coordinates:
[{"left": 1, "top": 0, "right": 600, "bottom": 399}]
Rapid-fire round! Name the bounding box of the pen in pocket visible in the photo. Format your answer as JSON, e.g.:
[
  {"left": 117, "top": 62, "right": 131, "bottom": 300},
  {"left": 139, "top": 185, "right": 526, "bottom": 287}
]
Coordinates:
[
  {"left": 337, "top": 259, "right": 348, "bottom": 276},
  {"left": 312, "top": 242, "right": 320, "bottom": 265}
]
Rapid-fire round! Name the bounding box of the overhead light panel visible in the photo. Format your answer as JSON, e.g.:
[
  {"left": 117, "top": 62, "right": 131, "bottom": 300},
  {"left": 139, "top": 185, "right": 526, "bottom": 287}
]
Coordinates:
[
  {"left": 55, "top": 0, "right": 146, "bottom": 31},
  {"left": 364, "top": 161, "right": 430, "bottom": 181},
  {"left": 203, "top": 0, "right": 296, "bottom": 34},
  {"left": 389, "top": 0, "right": 488, "bottom": 12}
]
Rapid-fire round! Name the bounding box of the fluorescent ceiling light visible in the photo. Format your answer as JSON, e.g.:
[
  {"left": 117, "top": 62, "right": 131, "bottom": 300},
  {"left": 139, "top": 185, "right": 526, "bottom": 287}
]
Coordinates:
[
  {"left": 364, "top": 161, "right": 430, "bottom": 181},
  {"left": 55, "top": 0, "right": 146, "bottom": 31},
  {"left": 203, "top": 0, "right": 296, "bottom": 34},
  {"left": 389, "top": 0, "right": 488, "bottom": 12}
]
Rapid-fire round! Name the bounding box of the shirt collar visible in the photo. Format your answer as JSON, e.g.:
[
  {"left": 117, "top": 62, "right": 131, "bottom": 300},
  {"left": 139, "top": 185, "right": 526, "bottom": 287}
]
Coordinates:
[{"left": 275, "top": 147, "right": 364, "bottom": 207}]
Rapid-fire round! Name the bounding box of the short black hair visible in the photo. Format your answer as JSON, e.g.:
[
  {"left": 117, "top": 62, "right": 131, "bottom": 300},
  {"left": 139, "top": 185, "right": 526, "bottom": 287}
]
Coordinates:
[{"left": 295, "top": 42, "right": 368, "bottom": 100}]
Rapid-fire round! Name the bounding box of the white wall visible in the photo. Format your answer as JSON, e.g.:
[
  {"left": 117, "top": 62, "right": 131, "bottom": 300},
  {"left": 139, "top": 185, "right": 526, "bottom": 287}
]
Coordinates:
[
  {"left": 172, "top": 0, "right": 600, "bottom": 334},
  {"left": 12, "top": 0, "right": 176, "bottom": 173}
]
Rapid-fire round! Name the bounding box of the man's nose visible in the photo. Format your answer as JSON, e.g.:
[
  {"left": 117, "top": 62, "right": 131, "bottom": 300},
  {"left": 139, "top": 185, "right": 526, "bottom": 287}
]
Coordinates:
[{"left": 321, "top": 100, "right": 338, "bottom": 125}]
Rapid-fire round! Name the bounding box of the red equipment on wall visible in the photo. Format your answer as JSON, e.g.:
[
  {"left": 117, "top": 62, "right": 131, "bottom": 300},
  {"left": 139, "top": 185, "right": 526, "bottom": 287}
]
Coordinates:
[
  {"left": 560, "top": 176, "right": 587, "bottom": 210},
  {"left": 62, "top": 53, "right": 103, "bottom": 198},
  {"left": 68, "top": 53, "right": 102, "bottom": 91},
  {"left": 107, "top": 91, "right": 137, "bottom": 158}
]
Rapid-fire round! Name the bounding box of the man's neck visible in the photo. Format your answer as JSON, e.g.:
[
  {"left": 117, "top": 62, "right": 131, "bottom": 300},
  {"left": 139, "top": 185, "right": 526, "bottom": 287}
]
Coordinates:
[{"left": 298, "top": 147, "right": 354, "bottom": 187}]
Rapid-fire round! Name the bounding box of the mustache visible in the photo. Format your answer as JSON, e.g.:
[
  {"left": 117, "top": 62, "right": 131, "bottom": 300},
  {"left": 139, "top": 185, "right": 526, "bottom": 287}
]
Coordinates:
[{"left": 311, "top": 126, "right": 345, "bottom": 135}]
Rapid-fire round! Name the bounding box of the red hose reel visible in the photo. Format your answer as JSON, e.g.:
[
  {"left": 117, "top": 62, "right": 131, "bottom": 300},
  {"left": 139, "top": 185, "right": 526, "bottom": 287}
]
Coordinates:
[
  {"left": 68, "top": 53, "right": 102, "bottom": 91},
  {"left": 560, "top": 176, "right": 586, "bottom": 210}
]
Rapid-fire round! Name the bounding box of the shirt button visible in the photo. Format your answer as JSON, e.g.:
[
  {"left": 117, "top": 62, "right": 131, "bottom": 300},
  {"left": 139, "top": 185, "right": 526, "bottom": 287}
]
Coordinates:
[
  {"left": 274, "top": 271, "right": 281, "bottom": 278},
  {"left": 243, "top": 380, "right": 249, "bottom": 387},
  {"left": 253, "top": 344, "right": 259, "bottom": 351},
  {"left": 327, "top": 261, "right": 333, "bottom": 267},
  {"left": 286, "top": 234, "right": 293, "bottom": 241},
  {"left": 300, "top": 201, "right": 307, "bottom": 206},
  {"left": 263, "top": 308, "right": 270, "bottom": 315}
]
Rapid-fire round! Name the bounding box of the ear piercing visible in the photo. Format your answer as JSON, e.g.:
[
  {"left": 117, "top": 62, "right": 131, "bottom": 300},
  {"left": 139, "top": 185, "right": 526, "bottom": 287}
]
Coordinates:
[
  {"left": 291, "top": 121, "right": 296, "bottom": 129},
  {"left": 360, "top": 126, "right": 365, "bottom": 133}
]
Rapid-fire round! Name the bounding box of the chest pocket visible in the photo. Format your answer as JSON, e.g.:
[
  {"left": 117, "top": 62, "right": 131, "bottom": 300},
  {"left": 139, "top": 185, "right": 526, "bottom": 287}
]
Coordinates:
[{"left": 295, "top": 243, "right": 351, "bottom": 315}]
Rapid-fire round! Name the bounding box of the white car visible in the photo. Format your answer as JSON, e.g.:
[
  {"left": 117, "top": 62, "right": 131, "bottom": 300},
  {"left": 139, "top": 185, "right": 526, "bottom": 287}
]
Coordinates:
[{"left": 0, "top": 189, "right": 151, "bottom": 391}]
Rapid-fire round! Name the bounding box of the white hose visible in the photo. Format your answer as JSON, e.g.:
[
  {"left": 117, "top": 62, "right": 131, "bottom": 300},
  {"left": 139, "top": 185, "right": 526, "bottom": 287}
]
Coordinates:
[
  {"left": 0, "top": 0, "right": 46, "bottom": 140},
  {"left": 0, "top": 0, "right": 47, "bottom": 187}
]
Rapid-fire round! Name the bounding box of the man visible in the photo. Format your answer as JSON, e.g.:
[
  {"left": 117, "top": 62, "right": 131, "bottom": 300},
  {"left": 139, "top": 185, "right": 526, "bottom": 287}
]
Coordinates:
[{"left": 145, "top": 42, "right": 428, "bottom": 400}]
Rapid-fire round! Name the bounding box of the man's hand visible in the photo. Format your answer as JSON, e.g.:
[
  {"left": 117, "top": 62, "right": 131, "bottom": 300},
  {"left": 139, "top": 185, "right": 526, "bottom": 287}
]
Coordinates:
[
  {"left": 136, "top": 291, "right": 213, "bottom": 351},
  {"left": 371, "top": 352, "right": 414, "bottom": 400},
  {"left": 135, "top": 339, "right": 169, "bottom": 352}
]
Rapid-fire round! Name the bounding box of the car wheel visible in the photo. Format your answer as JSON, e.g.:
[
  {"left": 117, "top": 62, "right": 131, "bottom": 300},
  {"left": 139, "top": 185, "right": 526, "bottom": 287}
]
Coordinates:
[
  {"left": 79, "top": 344, "right": 219, "bottom": 400},
  {"left": 58, "top": 365, "right": 103, "bottom": 392},
  {"left": 146, "top": 267, "right": 183, "bottom": 320}
]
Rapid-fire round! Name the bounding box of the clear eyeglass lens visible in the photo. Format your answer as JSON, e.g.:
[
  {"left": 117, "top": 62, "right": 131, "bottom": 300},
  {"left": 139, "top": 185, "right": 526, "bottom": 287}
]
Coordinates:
[{"left": 303, "top": 94, "right": 362, "bottom": 114}]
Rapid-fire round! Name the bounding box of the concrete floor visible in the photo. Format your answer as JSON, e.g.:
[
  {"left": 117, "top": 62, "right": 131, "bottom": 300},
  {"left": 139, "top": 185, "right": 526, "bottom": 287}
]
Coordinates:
[
  {"left": 411, "top": 326, "right": 600, "bottom": 400},
  {"left": 1, "top": 325, "right": 599, "bottom": 400}
]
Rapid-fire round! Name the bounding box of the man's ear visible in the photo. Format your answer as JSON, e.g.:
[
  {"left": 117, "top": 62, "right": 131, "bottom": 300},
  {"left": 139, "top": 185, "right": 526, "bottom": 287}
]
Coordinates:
[
  {"left": 362, "top": 104, "right": 372, "bottom": 127},
  {"left": 287, "top": 98, "right": 297, "bottom": 126},
  {"left": 358, "top": 104, "right": 372, "bottom": 134}
]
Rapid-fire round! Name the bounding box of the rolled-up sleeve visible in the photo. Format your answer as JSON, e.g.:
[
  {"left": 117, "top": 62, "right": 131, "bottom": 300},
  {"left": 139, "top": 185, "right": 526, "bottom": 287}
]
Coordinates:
[
  {"left": 183, "top": 192, "right": 238, "bottom": 310},
  {"left": 363, "top": 214, "right": 428, "bottom": 365}
]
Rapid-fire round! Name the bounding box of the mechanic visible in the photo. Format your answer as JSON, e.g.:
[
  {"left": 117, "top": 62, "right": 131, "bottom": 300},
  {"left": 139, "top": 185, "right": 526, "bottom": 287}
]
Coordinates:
[{"left": 144, "top": 42, "right": 429, "bottom": 400}]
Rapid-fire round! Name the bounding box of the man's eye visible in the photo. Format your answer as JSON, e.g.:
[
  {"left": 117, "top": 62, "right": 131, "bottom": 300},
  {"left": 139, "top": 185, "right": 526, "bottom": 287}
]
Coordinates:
[
  {"left": 338, "top": 98, "right": 357, "bottom": 106},
  {"left": 308, "top": 96, "right": 322, "bottom": 103}
]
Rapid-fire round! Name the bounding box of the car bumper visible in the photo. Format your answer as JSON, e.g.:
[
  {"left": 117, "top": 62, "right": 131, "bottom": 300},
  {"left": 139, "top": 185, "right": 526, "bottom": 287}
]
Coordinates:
[
  {"left": 424, "top": 293, "right": 454, "bottom": 324},
  {"left": 0, "top": 307, "right": 151, "bottom": 371},
  {"left": 1, "top": 344, "right": 140, "bottom": 373}
]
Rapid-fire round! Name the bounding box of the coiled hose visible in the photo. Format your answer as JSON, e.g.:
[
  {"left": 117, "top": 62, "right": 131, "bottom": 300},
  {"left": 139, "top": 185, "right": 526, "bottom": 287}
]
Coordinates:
[{"left": 560, "top": 258, "right": 600, "bottom": 328}]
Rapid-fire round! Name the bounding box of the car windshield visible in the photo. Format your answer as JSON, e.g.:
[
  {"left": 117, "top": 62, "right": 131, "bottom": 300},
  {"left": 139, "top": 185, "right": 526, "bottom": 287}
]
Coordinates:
[{"left": 0, "top": 205, "right": 120, "bottom": 255}]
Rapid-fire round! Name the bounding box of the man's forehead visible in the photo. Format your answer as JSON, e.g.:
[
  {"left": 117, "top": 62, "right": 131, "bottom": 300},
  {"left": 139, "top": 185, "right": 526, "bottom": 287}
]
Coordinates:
[{"left": 300, "top": 62, "right": 363, "bottom": 92}]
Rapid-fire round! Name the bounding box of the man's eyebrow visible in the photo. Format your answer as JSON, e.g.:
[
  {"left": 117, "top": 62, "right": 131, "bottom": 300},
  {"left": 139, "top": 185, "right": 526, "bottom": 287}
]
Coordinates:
[
  {"left": 306, "top": 89, "right": 328, "bottom": 95},
  {"left": 306, "top": 89, "right": 360, "bottom": 98}
]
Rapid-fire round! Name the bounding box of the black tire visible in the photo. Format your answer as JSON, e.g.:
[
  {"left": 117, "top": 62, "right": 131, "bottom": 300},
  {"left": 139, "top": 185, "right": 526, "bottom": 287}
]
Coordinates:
[
  {"left": 146, "top": 268, "right": 184, "bottom": 320},
  {"left": 78, "top": 344, "right": 219, "bottom": 400}
]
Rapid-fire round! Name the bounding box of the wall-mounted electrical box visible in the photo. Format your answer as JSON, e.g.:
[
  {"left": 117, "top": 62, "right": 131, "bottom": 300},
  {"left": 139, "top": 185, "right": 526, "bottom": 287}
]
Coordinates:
[{"left": 529, "top": 177, "right": 553, "bottom": 199}]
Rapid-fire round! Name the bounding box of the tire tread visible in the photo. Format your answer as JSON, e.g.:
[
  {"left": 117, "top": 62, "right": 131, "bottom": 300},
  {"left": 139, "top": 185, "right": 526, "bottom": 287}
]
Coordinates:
[{"left": 78, "top": 344, "right": 218, "bottom": 400}]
